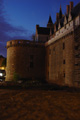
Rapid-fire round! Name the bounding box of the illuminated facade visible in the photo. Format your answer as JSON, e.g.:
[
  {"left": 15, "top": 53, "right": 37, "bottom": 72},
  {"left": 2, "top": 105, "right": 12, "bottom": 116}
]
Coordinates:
[{"left": 6, "top": 2, "right": 80, "bottom": 87}]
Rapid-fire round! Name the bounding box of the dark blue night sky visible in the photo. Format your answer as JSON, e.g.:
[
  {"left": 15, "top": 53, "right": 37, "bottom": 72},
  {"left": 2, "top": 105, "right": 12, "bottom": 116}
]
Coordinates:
[{"left": 0, "top": 0, "right": 80, "bottom": 57}]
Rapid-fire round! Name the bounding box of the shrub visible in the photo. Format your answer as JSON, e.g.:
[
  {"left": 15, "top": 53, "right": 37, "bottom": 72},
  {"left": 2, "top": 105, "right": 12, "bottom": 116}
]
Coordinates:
[{"left": 13, "top": 72, "right": 20, "bottom": 82}]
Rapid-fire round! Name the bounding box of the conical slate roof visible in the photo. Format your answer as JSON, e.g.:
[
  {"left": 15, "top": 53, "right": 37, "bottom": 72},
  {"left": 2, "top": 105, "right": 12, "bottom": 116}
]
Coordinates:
[
  {"left": 59, "top": 5, "right": 63, "bottom": 19},
  {"left": 48, "top": 16, "right": 53, "bottom": 24}
]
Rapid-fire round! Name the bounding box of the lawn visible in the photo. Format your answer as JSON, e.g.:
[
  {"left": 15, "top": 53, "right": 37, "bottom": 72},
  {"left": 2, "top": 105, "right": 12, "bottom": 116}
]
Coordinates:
[{"left": 0, "top": 89, "right": 80, "bottom": 120}]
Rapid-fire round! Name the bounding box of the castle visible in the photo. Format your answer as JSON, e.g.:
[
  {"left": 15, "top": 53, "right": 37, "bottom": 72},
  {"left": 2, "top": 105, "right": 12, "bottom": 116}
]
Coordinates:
[{"left": 6, "top": 2, "right": 80, "bottom": 87}]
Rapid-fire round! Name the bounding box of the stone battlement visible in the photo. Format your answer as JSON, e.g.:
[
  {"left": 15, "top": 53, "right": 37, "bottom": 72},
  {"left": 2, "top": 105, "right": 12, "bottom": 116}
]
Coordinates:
[
  {"left": 46, "top": 17, "right": 80, "bottom": 46},
  {"left": 7, "top": 40, "right": 44, "bottom": 48}
]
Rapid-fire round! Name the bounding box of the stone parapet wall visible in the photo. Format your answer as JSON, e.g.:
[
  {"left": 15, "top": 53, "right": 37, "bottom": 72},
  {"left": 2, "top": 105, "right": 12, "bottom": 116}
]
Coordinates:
[{"left": 7, "top": 40, "right": 44, "bottom": 48}]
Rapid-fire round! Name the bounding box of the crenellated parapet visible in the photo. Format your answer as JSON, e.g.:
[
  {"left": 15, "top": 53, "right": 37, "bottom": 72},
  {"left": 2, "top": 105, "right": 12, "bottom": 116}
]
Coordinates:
[
  {"left": 47, "top": 2, "right": 80, "bottom": 46},
  {"left": 7, "top": 40, "right": 44, "bottom": 48},
  {"left": 46, "top": 13, "right": 80, "bottom": 46}
]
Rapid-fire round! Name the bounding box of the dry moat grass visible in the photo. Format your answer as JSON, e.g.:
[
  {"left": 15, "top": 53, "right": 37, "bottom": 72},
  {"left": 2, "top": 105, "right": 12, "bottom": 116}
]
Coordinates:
[{"left": 0, "top": 85, "right": 80, "bottom": 120}]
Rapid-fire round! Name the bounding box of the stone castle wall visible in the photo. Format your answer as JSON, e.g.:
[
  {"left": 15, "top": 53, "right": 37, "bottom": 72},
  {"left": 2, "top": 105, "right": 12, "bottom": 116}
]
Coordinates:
[
  {"left": 74, "top": 26, "right": 80, "bottom": 86},
  {"left": 45, "top": 31, "right": 75, "bottom": 86},
  {"left": 45, "top": 25, "right": 80, "bottom": 87},
  {"left": 6, "top": 40, "right": 45, "bottom": 81}
]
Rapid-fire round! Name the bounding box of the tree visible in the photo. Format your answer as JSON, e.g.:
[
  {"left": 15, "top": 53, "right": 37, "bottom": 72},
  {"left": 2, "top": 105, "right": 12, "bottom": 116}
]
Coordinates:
[
  {"left": 31, "top": 34, "right": 35, "bottom": 42},
  {"left": 1, "top": 58, "right": 6, "bottom": 67}
]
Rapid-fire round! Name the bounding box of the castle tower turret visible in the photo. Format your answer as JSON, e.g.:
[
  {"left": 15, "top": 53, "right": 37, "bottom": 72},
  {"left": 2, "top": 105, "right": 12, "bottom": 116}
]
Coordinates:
[
  {"left": 70, "top": 1, "right": 73, "bottom": 12},
  {"left": 56, "top": 13, "right": 59, "bottom": 23},
  {"left": 66, "top": 5, "right": 69, "bottom": 15},
  {"left": 59, "top": 5, "right": 63, "bottom": 19},
  {"left": 47, "top": 15, "right": 54, "bottom": 28}
]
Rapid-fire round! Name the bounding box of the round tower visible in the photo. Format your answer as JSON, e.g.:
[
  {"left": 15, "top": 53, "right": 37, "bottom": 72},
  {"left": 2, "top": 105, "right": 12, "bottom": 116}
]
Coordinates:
[{"left": 6, "top": 40, "right": 45, "bottom": 81}]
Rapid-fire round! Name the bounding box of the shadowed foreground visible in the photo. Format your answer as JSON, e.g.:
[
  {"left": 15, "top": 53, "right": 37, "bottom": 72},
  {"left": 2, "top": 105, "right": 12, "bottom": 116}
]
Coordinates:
[{"left": 0, "top": 89, "right": 80, "bottom": 120}]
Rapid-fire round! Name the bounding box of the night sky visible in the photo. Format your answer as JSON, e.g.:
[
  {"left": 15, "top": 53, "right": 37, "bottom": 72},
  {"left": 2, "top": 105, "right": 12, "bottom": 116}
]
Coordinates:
[{"left": 0, "top": 0, "right": 80, "bottom": 57}]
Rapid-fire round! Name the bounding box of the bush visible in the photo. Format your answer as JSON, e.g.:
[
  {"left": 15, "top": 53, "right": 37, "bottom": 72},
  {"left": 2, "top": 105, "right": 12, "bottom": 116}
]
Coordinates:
[{"left": 13, "top": 72, "right": 20, "bottom": 82}]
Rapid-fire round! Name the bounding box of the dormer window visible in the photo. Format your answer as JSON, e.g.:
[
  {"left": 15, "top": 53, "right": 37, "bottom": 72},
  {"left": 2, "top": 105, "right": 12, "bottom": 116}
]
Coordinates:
[
  {"left": 68, "top": 12, "right": 72, "bottom": 22},
  {"left": 64, "top": 16, "right": 67, "bottom": 25},
  {"left": 58, "top": 22, "right": 61, "bottom": 30}
]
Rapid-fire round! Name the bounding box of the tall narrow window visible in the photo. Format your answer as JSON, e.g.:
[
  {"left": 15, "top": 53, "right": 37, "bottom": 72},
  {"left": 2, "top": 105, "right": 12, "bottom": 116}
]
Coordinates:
[
  {"left": 64, "top": 73, "right": 65, "bottom": 78},
  {"left": 75, "top": 46, "right": 78, "bottom": 50},
  {"left": 49, "top": 49, "right": 51, "bottom": 55},
  {"left": 30, "top": 55, "right": 34, "bottom": 60},
  {"left": 63, "top": 60, "right": 65, "bottom": 64},
  {"left": 30, "top": 62, "right": 33, "bottom": 68},
  {"left": 53, "top": 47, "right": 55, "bottom": 51},
  {"left": 63, "top": 43, "right": 65, "bottom": 49}
]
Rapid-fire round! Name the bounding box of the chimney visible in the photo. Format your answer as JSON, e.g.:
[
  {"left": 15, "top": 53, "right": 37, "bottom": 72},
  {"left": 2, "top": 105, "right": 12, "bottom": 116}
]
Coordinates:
[
  {"left": 36, "top": 25, "right": 39, "bottom": 36},
  {"left": 56, "top": 13, "right": 59, "bottom": 22},
  {"left": 36, "top": 24, "right": 39, "bottom": 29},
  {"left": 70, "top": 2, "right": 73, "bottom": 12},
  {"left": 66, "top": 5, "right": 69, "bottom": 15}
]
